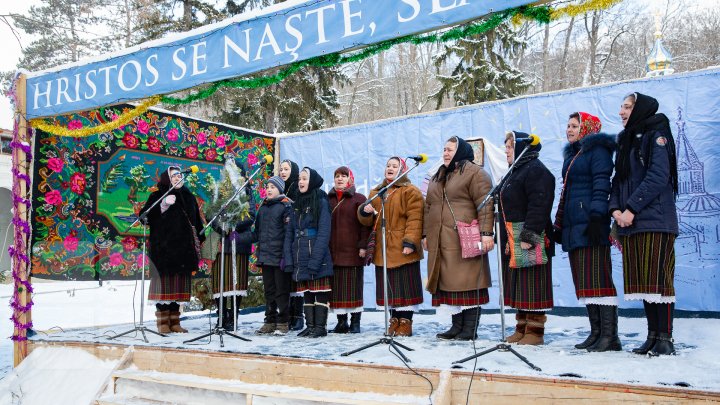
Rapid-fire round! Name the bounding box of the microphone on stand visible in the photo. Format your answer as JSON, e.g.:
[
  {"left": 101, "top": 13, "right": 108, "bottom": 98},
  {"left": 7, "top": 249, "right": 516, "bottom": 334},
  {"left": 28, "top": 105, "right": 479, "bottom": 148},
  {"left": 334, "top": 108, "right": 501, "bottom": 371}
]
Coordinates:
[
  {"left": 515, "top": 134, "right": 541, "bottom": 146},
  {"left": 407, "top": 153, "right": 429, "bottom": 163},
  {"left": 180, "top": 165, "right": 200, "bottom": 174},
  {"left": 250, "top": 155, "right": 273, "bottom": 166}
]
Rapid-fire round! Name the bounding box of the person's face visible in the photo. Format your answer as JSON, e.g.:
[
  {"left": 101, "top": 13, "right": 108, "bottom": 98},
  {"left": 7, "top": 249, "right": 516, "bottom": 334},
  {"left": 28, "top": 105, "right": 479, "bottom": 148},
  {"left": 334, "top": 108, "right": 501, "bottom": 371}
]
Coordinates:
[
  {"left": 385, "top": 159, "right": 401, "bottom": 181},
  {"left": 266, "top": 182, "right": 280, "bottom": 199},
  {"left": 279, "top": 162, "right": 292, "bottom": 181},
  {"left": 566, "top": 117, "right": 581, "bottom": 143},
  {"left": 170, "top": 171, "right": 183, "bottom": 188},
  {"left": 505, "top": 140, "right": 515, "bottom": 165},
  {"left": 334, "top": 172, "right": 349, "bottom": 189},
  {"left": 619, "top": 96, "right": 635, "bottom": 127},
  {"left": 298, "top": 171, "right": 310, "bottom": 193},
  {"left": 443, "top": 141, "right": 457, "bottom": 166}
]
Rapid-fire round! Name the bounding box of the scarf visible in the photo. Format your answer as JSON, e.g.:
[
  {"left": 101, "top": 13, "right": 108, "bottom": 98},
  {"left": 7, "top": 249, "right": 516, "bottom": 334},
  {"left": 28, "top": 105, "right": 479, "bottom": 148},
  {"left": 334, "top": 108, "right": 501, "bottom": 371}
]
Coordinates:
[
  {"left": 432, "top": 136, "right": 475, "bottom": 183},
  {"left": 295, "top": 167, "right": 327, "bottom": 227}
]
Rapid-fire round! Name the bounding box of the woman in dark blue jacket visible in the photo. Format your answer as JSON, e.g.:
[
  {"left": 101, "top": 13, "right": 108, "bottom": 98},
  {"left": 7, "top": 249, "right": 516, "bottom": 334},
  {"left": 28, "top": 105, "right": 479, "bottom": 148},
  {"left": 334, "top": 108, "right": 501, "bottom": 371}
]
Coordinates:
[
  {"left": 291, "top": 167, "right": 333, "bottom": 338},
  {"left": 554, "top": 112, "right": 620, "bottom": 352},
  {"left": 610, "top": 92, "right": 679, "bottom": 356}
]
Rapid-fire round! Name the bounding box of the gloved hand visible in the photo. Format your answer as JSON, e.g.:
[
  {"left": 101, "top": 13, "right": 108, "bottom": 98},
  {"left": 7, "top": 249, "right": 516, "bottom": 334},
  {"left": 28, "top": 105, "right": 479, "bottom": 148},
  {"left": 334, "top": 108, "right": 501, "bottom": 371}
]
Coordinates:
[
  {"left": 164, "top": 195, "right": 176, "bottom": 205},
  {"left": 550, "top": 226, "right": 563, "bottom": 244},
  {"left": 584, "top": 215, "right": 606, "bottom": 246}
]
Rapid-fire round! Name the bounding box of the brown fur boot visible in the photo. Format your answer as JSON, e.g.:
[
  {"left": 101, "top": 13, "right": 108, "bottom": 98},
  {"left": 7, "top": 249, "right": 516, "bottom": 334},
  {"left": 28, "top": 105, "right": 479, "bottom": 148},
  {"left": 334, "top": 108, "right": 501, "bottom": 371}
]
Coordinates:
[
  {"left": 155, "top": 310, "right": 171, "bottom": 334},
  {"left": 518, "top": 313, "right": 547, "bottom": 345},
  {"left": 506, "top": 312, "right": 527, "bottom": 343},
  {"left": 394, "top": 318, "right": 413, "bottom": 337},
  {"left": 387, "top": 317, "right": 399, "bottom": 336},
  {"left": 168, "top": 310, "right": 188, "bottom": 333}
]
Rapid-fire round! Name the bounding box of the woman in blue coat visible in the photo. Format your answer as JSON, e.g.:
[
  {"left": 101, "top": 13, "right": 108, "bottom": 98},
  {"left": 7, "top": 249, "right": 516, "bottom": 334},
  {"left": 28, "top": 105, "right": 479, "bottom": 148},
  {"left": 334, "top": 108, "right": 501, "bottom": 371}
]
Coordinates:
[
  {"left": 553, "top": 112, "right": 620, "bottom": 352},
  {"left": 291, "top": 167, "right": 334, "bottom": 338},
  {"left": 610, "top": 93, "right": 679, "bottom": 356}
]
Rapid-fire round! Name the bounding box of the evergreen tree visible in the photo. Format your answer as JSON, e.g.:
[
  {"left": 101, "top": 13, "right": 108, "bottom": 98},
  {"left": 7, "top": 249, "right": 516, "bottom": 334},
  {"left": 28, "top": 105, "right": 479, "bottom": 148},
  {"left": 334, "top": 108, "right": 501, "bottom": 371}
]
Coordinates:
[{"left": 431, "top": 22, "right": 530, "bottom": 108}]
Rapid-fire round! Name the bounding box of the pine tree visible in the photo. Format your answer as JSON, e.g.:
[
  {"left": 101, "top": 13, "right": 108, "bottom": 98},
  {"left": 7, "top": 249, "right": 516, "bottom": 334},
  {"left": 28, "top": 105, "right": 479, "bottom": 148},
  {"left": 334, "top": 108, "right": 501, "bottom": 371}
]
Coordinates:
[{"left": 431, "top": 22, "right": 530, "bottom": 108}]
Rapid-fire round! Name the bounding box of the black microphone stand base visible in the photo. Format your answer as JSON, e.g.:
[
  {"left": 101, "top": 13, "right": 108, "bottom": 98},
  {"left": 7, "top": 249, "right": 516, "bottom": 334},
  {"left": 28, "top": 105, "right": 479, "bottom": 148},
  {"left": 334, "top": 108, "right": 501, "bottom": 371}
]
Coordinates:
[
  {"left": 108, "top": 325, "right": 167, "bottom": 344},
  {"left": 452, "top": 342, "right": 542, "bottom": 371},
  {"left": 183, "top": 325, "right": 251, "bottom": 347},
  {"left": 341, "top": 336, "right": 414, "bottom": 363}
]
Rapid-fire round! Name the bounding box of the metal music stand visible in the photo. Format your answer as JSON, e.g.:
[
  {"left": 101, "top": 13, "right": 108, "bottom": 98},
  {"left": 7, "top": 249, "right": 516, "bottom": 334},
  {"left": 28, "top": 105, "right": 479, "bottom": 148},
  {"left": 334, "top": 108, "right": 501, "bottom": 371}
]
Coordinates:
[
  {"left": 452, "top": 144, "right": 541, "bottom": 371},
  {"left": 341, "top": 158, "right": 424, "bottom": 363}
]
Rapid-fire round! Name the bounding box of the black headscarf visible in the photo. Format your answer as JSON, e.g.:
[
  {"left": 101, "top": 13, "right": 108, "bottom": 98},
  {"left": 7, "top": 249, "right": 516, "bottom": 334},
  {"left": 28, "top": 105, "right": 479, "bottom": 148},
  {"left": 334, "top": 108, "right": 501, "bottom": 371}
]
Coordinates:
[
  {"left": 511, "top": 131, "right": 541, "bottom": 168},
  {"left": 432, "top": 136, "right": 475, "bottom": 182},
  {"left": 295, "top": 167, "right": 327, "bottom": 227},
  {"left": 615, "top": 93, "right": 678, "bottom": 196},
  {"left": 281, "top": 159, "right": 300, "bottom": 202}
]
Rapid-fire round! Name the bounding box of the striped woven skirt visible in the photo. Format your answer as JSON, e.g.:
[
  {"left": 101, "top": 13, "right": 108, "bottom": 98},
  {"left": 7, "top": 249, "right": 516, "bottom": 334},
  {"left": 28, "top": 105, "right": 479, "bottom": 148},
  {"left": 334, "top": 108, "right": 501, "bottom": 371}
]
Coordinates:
[
  {"left": 501, "top": 257, "right": 553, "bottom": 311},
  {"left": 621, "top": 232, "right": 675, "bottom": 298},
  {"left": 568, "top": 245, "right": 617, "bottom": 299},
  {"left": 211, "top": 253, "right": 249, "bottom": 298},
  {"left": 330, "top": 266, "right": 364, "bottom": 309},
  {"left": 148, "top": 272, "right": 191, "bottom": 303},
  {"left": 297, "top": 276, "right": 332, "bottom": 293},
  {"left": 375, "top": 261, "right": 424, "bottom": 308},
  {"left": 432, "top": 288, "right": 489, "bottom": 307}
]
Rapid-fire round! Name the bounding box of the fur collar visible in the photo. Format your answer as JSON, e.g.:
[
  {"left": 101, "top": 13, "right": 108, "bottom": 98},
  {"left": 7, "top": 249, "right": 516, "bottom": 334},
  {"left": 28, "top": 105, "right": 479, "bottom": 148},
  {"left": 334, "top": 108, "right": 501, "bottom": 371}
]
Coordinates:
[{"left": 563, "top": 132, "right": 617, "bottom": 160}]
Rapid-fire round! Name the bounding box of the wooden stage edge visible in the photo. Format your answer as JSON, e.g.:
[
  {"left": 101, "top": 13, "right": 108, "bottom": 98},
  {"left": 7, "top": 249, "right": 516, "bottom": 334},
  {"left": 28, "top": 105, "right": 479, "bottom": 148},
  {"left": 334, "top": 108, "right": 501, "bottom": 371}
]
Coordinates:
[{"left": 28, "top": 340, "right": 720, "bottom": 404}]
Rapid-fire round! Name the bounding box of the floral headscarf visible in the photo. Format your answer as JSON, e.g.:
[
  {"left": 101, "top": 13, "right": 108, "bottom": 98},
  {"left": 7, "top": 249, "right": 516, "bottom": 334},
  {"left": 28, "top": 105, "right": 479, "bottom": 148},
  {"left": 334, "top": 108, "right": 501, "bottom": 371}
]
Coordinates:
[{"left": 577, "top": 112, "right": 602, "bottom": 140}]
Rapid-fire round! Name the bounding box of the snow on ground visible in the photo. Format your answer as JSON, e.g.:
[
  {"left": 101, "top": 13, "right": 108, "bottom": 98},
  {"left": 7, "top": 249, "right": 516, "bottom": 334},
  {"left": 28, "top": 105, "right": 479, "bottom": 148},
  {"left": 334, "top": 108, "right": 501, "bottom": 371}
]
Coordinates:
[{"left": 1, "top": 280, "right": 719, "bottom": 404}]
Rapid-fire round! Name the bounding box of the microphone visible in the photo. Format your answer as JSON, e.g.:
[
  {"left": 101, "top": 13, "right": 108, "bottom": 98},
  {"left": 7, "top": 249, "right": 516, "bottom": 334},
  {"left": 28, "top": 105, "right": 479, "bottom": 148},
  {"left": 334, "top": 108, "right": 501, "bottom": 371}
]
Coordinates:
[
  {"left": 407, "top": 153, "right": 429, "bottom": 163},
  {"left": 515, "top": 134, "right": 541, "bottom": 146},
  {"left": 180, "top": 165, "right": 200, "bottom": 174},
  {"left": 252, "top": 155, "right": 273, "bottom": 166}
]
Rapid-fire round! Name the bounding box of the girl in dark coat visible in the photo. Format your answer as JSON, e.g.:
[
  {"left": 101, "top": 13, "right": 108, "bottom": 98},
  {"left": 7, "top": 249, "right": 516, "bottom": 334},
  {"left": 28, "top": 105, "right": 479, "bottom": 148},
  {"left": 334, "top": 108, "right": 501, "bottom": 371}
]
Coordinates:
[
  {"left": 279, "top": 159, "right": 305, "bottom": 330},
  {"left": 500, "top": 132, "right": 555, "bottom": 345},
  {"left": 610, "top": 92, "right": 679, "bottom": 356},
  {"left": 554, "top": 112, "right": 620, "bottom": 352},
  {"left": 328, "top": 166, "right": 371, "bottom": 333},
  {"left": 140, "top": 166, "right": 205, "bottom": 334},
  {"left": 291, "top": 167, "right": 334, "bottom": 338}
]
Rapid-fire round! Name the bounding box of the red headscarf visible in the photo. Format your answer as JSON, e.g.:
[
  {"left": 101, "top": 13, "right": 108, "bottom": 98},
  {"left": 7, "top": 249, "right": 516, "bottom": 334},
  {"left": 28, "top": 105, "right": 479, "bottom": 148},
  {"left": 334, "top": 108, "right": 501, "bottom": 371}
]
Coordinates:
[
  {"left": 333, "top": 166, "right": 355, "bottom": 190},
  {"left": 577, "top": 112, "right": 602, "bottom": 140}
]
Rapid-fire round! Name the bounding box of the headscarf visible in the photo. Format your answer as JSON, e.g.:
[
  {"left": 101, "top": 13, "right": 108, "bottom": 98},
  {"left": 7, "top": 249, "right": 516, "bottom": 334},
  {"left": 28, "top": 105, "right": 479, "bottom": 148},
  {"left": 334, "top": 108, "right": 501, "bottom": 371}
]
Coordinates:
[
  {"left": 158, "top": 166, "right": 181, "bottom": 190},
  {"left": 614, "top": 93, "right": 678, "bottom": 196},
  {"left": 510, "top": 131, "right": 541, "bottom": 168},
  {"left": 576, "top": 112, "right": 602, "bottom": 141},
  {"left": 432, "top": 136, "right": 474, "bottom": 182},
  {"left": 333, "top": 166, "right": 355, "bottom": 190},
  {"left": 295, "top": 167, "right": 327, "bottom": 227},
  {"left": 281, "top": 159, "right": 300, "bottom": 201}
]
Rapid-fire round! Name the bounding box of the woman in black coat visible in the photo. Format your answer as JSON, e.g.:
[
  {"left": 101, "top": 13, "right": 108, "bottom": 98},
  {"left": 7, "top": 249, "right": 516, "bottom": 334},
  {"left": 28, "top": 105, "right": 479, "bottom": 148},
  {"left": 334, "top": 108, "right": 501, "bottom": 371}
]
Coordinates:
[
  {"left": 554, "top": 112, "right": 620, "bottom": 352},
  {"left": 140, "top": 166, "right": 205, "bottom": 334},
  {"left": 279, "top": 159, "right": 305, "bottom": 330},
  {"left": 291, "top": 167, "right": 333, "bottom": 338},
  {"left": 610, "top": 92, "right": 679, "bottom": 356},
  {"left": 499, "top": 132, "right": 555, "bottom": 345}
]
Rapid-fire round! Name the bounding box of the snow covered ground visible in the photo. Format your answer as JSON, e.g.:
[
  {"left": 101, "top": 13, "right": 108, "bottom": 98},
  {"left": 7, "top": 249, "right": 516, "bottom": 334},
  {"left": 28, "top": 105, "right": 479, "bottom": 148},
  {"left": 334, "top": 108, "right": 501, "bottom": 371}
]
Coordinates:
[{"left": 1, "top": 280, "right": 719, "bottom": 404}]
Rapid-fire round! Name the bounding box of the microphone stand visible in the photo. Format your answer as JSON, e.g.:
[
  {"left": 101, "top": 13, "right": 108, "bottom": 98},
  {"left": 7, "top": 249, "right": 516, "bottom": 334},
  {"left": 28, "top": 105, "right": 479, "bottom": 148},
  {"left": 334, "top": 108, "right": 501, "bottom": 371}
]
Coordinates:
[
  {"left": 108, "top": 179, "right": 184, "bottom": 343},
  {"left": 341, "top": 159, "right": 423, "bottom": 362},
  {"left": 452, "top": 145, "right": 541, "bottom": 371},
  {"left": 184, "top": 163, "right": 269, "bottom": 347}
]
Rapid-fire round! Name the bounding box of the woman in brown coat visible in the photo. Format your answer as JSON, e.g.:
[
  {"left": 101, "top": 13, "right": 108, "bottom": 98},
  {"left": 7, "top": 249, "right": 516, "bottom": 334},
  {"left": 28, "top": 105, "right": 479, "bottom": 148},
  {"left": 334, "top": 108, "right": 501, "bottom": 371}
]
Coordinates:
[
  {"left": 328, "top": 166, "right": 371, "bottom": 333},
  {"left": 358, "top": 157, "right": 424, "bottom": 337},
  {"left": 423, "top": 137, "right": 495, "bottom": 340}
]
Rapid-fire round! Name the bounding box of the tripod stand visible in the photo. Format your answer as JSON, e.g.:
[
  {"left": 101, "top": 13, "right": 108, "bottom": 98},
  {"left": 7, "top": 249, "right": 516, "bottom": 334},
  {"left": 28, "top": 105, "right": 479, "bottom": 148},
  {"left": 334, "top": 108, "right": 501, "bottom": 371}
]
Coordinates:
[
  {"left": 184, "top": 161, "right": 270, "bottom": 347},
  {"left": 108, "top": 177, "right": 183, "bottom": 343},
  {"left": 452, "top": 144, "right": 541, "bottom": 371},
  {"left": 341, "top": 158, "right": 424, "bottom": 363}
]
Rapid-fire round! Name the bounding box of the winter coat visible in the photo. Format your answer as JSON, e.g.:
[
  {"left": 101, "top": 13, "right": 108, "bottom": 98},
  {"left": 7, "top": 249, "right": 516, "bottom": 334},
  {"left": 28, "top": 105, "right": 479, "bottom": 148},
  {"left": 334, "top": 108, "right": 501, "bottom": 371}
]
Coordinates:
[
  {"left": 211, "top": 198, "right": 256, "bottom": 255},
  {"left": 559, "top": 133, "right": 615, "bottom": 251},
  {"left": 140, "top": 186, "right": 206, "bottom": 276},
  {"left": 424, "top": 163, "right": 494, "bottom": 294},
  {"left": 499, "top": 158, "right": 556, "bottom": 256},
  {"left": 357, "top": 177, "right": 424, "bottom": 269},
  {"left": 328, "top": 186, "right": 371, "bottom": 267},
  {"left": 290, "top": 196, "right": 333, "bottom": 281},
  {"left": 252, "top": 196, "right": 294, "bottom": 268},
  {"left": 609, "top": 124, "right": 679, "bottom": 236}
]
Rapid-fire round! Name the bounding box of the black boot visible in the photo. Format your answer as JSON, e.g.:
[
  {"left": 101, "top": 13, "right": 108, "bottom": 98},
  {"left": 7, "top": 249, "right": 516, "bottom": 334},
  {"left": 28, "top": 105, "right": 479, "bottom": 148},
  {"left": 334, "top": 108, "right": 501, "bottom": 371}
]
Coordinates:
[
  {"left": 436, "top": 312, "right": 463, "bottom": 340},
  {"left": 633, "top": 301, "right": 659, "bottom": 354},
  {"left": 455, "top": 307, "right": 481, "bottom": 341},
  {"left": 289, "top": 296, "right": 305, "bottom": 331},
  {"left": 331, "top": 314, "right": 350, "bottom": 333},
  {"left": 649, "top": 303, "right": 676, "bottom": 356},
  {"left": 297, "top": 305, "right": 315, "bottom": 337},
  {"left": 587, "top": 305, "right": 622, "bottom": 352},
  {"left": 222, "top": 306, "right": 235, "bottom": 330},
  {"left": 309, "top": 305, "right": 329, "bottom": 338},
  {"left": 649, "top": 332, "right": 676, "bottom": 356},
  {"left": 575, "top": 304, "right": 601, "bottom": 349},
  {"left": 349, "top": 312, "right": 361, "bottom": 334}
]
